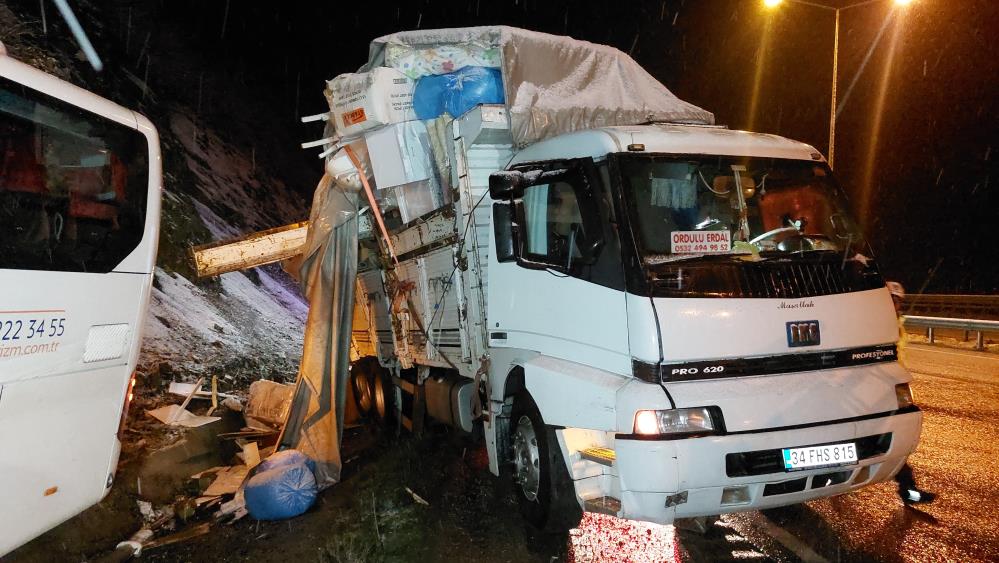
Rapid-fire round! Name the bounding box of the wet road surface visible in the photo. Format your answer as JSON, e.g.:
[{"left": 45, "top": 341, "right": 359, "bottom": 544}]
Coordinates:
[{"left": 9, "top": 343, "right": 997, "bottom": 562}]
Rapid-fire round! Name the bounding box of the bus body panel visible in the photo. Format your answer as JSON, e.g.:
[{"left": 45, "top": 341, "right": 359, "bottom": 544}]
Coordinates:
[
  {"left": 0, "top": 56, "right": 139, "bottom": 132},
  {"left": 0, "top": 270, "right": 152, "bottom": 384},
  {"left": 0, "top": 363, "right": 129, "bottom": 555},
  {"left": 115, "top": 111, "right": 162, "bottom": 275}
]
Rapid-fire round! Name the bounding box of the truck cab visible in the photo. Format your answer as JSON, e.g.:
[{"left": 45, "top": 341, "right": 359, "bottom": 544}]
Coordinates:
[{"left": 482, "top": 122, "right": 920, "bottom": 527}]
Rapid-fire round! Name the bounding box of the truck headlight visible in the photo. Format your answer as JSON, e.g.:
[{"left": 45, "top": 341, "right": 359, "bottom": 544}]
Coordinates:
[
  {"left": 633, "top": 407, "right": 719, "bottom": 437},
  {"left": 895, "top": 383, "right": 915, "bottom": 409}
]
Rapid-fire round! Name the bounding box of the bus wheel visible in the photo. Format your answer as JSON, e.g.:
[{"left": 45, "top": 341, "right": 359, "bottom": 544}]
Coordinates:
[{"left": 510, "top": 391, "right": 582, "bottom": 533}]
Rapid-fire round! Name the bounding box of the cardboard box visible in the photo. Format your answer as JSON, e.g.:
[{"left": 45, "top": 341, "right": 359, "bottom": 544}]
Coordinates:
[
  {"left": 364, "top": 121, "right": 433, "bottom": 190},
  {"left": 327, "top": 68, "right": 416, "bottom": 137}
]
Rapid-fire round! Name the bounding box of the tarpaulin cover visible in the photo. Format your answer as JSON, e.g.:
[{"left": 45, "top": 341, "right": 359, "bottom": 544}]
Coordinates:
[
  {"left": 360, "top": 26, "right": 714, "bottom": 147},
  {"left": 278, "top": 174, "right": 359, "bottom": 489}
]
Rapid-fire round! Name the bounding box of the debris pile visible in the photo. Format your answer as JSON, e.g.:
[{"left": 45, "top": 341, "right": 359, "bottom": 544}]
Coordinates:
[{"left": 108, "top": 375, "right": 312, "bottom": 558}]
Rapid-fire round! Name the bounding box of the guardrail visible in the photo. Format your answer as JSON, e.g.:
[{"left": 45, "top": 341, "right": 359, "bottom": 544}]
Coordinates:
[
  {"left": 900, "top": 294, "right": 999, "bottom": 321},
  {"left": 902, "top": 315, "right": 999, "bottom": 351}
]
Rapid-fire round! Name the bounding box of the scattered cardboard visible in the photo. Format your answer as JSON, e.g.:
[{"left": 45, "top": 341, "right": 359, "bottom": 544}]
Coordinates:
[
  {"left": 202, "top": 465, "right": 249, "bottom": 497},
  {"left": 239, "top": 442, "right": 261, "bottom": 469},
  {"left": 146, "top": 405, "right": 221, "bottom": 428},
  {"left": 168, "top": 382, "right": 210, "bottom": 399},
  {"left": 170, "top": 376, "right": 206, "bottom": 423}
]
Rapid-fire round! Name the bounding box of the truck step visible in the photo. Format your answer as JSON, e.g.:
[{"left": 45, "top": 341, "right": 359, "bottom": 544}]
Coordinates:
[
  {"left": 580, "top": 447, "right": 616, "bottom": 466},
  {"left": 583, "top": 496, "right": 622, "bottom": 516}
]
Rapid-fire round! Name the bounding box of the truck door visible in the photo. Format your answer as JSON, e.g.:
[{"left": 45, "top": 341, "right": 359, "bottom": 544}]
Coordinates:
[{"left": 487, "top": 158, "right": 630, "bottom": 375}]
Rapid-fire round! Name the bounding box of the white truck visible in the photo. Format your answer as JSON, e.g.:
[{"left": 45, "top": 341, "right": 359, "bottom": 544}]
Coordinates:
[{"left": 317, "top": 27, "right": 924, "bottom": 532}]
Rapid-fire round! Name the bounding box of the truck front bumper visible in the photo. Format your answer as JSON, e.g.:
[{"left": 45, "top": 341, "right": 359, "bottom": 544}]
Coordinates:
[{"left": 567, "top": 409, "right": 922, "bottom": 525}]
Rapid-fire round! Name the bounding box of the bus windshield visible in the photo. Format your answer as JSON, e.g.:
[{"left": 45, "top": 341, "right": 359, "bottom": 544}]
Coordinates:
[{"left": 617, "top": 155, "right": 867, "bottom": 261}]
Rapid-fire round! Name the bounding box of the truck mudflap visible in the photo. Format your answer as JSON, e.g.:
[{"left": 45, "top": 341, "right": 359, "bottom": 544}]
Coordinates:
[{"left": 559, "top": 409, "right": 922, "bottom": 525}]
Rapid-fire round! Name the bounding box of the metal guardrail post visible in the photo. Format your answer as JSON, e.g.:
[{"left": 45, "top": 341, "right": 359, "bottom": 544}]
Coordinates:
[
  {"left": 927, "top": 327, "right": 934, "bottom": 343},
  {"left": 977, "top": 331, "right": 985, "bottom": 351}
]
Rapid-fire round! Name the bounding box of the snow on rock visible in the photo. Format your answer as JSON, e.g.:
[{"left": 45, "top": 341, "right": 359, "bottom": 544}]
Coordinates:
[
  {"left": 142, "top": 266, "right": 307, "bottom": 381},
  {"left": 168, "top": 111, "right": 304, "bottom": 232}
]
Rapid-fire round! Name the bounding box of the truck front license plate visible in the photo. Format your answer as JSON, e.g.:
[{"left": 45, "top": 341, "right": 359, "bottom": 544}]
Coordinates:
[{"left": 782, "top": 442, "right": 858, "bottom": 471}]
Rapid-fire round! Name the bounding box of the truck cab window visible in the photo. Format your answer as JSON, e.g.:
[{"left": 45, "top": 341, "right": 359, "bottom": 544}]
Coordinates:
[{"left": 522, "top": 181, "right": 587, "bottom": 266}]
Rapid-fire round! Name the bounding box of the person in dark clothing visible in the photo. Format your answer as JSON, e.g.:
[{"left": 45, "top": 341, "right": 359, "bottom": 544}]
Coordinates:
[
  {"left": 887, "top": 281, "right": 937, "bottom": 506},
  {"left": 895, "top": 463, "right": 937, "bottom": 505}
]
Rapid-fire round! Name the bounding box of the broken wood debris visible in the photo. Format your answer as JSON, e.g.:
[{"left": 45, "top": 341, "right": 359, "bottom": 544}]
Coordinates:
[
  {"left": 142, "top": 522, "right": 211, "bottom": 550},
  {"left": 203, "top": 465, "right": 250, "bottom": 497},
  {"left": 405, "top": 487, "right": 429, "bottom": 506}
]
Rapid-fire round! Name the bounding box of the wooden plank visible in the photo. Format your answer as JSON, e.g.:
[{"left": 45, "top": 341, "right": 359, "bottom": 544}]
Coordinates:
[{"left": 190, "top": 221, "right": 309, "bottom": 278}]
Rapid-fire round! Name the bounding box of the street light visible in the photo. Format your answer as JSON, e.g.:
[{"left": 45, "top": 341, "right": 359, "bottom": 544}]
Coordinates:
[{"left": 765, "top": 0, "right": 914, "bottom": 168}]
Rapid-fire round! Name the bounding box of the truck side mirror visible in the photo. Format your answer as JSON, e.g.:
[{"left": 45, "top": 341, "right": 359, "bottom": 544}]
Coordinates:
[
  {"left": 493, "top": 203, "right": 517, "bottom": 262},
  {"left": 489, "top": 170, "right": 525, "bottom": 200}
]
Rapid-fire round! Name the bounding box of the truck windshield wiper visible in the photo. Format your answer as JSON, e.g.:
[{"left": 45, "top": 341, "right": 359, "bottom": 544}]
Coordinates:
[{"left": 643, "top": 251, "right": 756, "bottom": 266}]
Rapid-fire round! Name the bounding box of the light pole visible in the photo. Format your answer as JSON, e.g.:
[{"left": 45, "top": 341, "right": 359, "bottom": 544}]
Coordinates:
[{"left": 764, "top": 0, "right": 913, "bottom": 169}]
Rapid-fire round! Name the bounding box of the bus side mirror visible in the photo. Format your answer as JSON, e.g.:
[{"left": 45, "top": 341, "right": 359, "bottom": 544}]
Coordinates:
[
  {"left": 489, "top": 171, "right": 525, "bottom": 200},
  {"left": 493, "top": 203, "right": 517, "bottom": 262}
]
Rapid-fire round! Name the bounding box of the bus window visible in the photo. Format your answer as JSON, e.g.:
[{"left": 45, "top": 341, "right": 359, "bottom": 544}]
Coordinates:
[{"left": 0, "top": 77, "right": 148, "bottom": 273}]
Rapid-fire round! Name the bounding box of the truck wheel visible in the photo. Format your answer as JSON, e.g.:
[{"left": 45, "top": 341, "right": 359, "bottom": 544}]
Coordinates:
[
  {"left": 351, "top": 362, "right": 374, "bottom": 415},
  {"left": 368, "top": 367, "right": 396, "bottom": 428},
  {"left": 510, "top": 391, "right": 583, "bottom": 533}
]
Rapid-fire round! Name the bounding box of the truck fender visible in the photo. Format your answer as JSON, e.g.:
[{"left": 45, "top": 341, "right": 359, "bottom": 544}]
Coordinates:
[{"left": 520, "top": 355, "right": 627, "bottom": 431}]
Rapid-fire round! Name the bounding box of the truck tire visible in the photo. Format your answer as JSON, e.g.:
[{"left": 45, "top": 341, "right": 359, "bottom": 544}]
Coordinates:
[
  {"left": 368, "top": 366, "right": 396, "bottom": 428},
  {"left": 351, "top": 362, "right": 374, "bottom": 415},
  {"left": 509, "top": 391, "right": 583, "bottom": 533}
]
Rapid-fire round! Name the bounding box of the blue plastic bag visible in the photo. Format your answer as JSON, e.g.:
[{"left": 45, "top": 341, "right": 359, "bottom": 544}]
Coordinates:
[
  {"left": 413, "top": 66, "right": 504, "bottom": 120},
  {"left": 244, "top": 462, "right": 317, "bottom": 520},
  {"left": 256, "top": 449, "right": 317, "bottom": 475}
]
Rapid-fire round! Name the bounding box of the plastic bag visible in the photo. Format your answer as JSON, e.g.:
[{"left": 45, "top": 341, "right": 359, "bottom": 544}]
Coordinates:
[
  {"left": 244, "top": 461, "right": 317, "bottom": 520},
  {"left": 413, "top": 66, "right": 504, "bottom": 120},
  {"left": 257, "top": 449, "right": 318, "bottom": 475}
]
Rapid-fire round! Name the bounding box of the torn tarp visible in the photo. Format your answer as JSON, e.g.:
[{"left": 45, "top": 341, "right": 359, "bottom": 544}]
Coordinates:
[
  {"left": 360, "top": 26, "right": 714, "bottom": 147},
  {"left": 278, "top": 174, "right": 359, "bottom": 489}
]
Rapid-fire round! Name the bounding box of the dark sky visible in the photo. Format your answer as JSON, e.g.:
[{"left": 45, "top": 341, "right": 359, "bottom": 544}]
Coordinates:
[{"left": 20, "top": 0, "right": 998, "bottom": 292}]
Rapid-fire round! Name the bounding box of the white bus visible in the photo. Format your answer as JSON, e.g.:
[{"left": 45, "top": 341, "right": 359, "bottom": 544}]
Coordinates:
[{"left": 0, "top": 45, "right": 161, "bottom": 555}]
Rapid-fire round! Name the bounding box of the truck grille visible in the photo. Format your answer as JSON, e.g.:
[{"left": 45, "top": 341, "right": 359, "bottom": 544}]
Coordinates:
[
  {"left": 650, "top": 257, "right": 885, "bottom": 299},
  {"left": 725, "top": 432, "right": 892, "bottom": 477}
]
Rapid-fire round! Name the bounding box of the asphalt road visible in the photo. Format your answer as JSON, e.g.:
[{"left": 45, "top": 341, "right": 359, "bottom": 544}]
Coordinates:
[{"left": 572, "top": 342, "right": 999, "bottom": 563}]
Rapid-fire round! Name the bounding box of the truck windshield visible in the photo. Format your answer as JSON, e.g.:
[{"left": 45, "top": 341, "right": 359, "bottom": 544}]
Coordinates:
[{"left": 617, "top": 155, "right": 866, "bottom": 261}]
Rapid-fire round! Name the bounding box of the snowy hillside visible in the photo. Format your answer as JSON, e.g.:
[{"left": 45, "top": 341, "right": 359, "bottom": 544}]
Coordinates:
[
  {"left": 1, "top": 3, "right": 316, "bottom": 383},
  {"left": 139, "top": 108, "right": 311, "bottom": 381}
]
